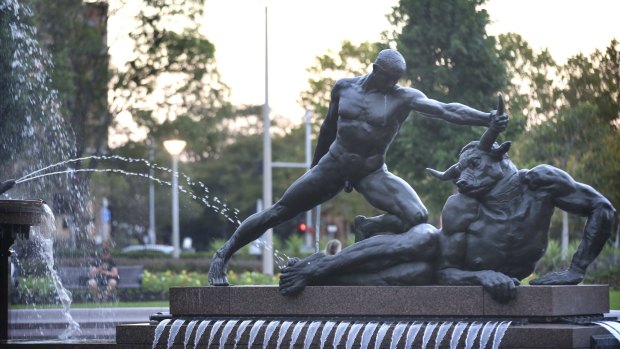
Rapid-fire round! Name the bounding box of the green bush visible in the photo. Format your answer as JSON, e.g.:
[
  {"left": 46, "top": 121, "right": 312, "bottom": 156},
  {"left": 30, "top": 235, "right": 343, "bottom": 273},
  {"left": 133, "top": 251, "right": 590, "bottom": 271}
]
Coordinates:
[
  {"left": 584, "top": 244, "right": 620, "bottom": 288},
  {"left": 11, "top": 269, "right": 279, "bottom": 305},
  {"left": 534, "top": 239, "right": 578, "bottom": 275},
  {"left": 534, "top": 240, "right": 620, "bottom": 288}
]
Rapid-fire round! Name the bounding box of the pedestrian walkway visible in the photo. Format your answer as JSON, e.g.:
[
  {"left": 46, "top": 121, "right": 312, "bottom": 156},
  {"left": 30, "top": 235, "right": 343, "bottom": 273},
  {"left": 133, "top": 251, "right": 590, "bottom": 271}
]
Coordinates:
[{"left": 9, "top": 306, "right": 168, "bottom": 339}]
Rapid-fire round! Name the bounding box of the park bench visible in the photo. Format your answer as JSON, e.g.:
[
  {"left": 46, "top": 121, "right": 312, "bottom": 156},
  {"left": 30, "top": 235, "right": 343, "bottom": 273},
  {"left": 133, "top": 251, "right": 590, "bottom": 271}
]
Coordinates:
[{"left": 58, "top": 265, "right": 144, "bottom": 289}]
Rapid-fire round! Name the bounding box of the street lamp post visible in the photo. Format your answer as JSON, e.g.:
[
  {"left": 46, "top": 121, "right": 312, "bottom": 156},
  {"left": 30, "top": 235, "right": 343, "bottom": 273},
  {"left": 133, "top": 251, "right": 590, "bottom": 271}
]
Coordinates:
[{"left": 164, "top": 139, "right": 186, "bottom": 259}]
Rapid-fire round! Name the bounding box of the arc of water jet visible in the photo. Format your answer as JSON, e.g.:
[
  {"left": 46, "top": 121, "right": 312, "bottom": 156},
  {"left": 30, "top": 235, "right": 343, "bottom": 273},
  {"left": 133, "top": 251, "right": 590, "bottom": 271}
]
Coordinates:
[
  {"left": 593, "top": 321, "right": 620, "bottom": 341},
  {"left": 220, "top": 320, "right": 239, "bottom": 349},
  {"left": 152, "top": 319, "right": 171, "bottom": 349},
  {"left": 289, "top": 321, "right": 307, "bottom": 349},
  {"left": 390, "top": 322, "right": 408, "bottom": 349},
  {"left": 183, "top": 320, "right": 198, "bottom": 349},
  {"left": 248, "top": 320, "right": 266, "bottom": 349},
  {"left": 434, "top": 322, "right": 452, "bottom": 349},
  {"left": 478, "top": 322, "right": 498, "bottom": 349},
  {"left": 263, "top": 320, "right": 281, "bottom": 349},
  {"left": 345, "top": 323, "right": 364, "bottom": 349},
  {"left": 464, "top": 322, "right": 483, "bottom": 349},
  {"left": 167, "top": 319, "right": 186, "bottom": 349},
  {"left": 403, "top": 322, "right": 422, "bottom": 349},
  {"left": 207, "top": 320, "right": 225, "bottom": 348},
  {"left": 333, "top": 322, "right": 351, "bottom": 349},
  {"left": 233, "top": 320, "right": 253, "bottom": 349},
  {"left": 421, "top": 322, "right": 438, "bottom": 349},
  {"left": 303, "top": 321, "right": 322, "bottom": 349},
  {"left": 359, "top": 322, "right": 379, "bottom": 349},
  {"left": 491, "top": 321, "right": 511, "bottom": 349},
  {"left": 276, "top": 321, "right": 294, "bottom": 349},
  {"left": 193, "top": 320, "right": 211, "bottom": 348},
  {"left": 449, "top": 321, "right": 468, "bottom": 349},
  {"left": 16, "top": 155, "right": 96, "bottom": 181},
  {"left": 373, "top": 323, "right": 391, "bottom": 349},
  {"left": 17, "top": 167, "right": 242, "bottom": 225},
  {"left": 320, "top": 321, "right": 337, "bottom": 349}
]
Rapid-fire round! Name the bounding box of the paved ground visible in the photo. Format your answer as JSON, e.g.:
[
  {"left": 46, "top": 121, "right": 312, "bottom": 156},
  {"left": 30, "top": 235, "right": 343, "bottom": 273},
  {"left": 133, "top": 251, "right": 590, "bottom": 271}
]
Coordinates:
[{"left": 8, "top": 306, "right": 168, "bottom": 340}]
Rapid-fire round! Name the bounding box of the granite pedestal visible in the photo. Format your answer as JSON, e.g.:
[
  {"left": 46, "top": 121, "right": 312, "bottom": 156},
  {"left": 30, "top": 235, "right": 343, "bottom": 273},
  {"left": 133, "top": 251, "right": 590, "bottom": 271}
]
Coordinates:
[{"left": 116, "top": 285, "right": 618, "bottom": 348}]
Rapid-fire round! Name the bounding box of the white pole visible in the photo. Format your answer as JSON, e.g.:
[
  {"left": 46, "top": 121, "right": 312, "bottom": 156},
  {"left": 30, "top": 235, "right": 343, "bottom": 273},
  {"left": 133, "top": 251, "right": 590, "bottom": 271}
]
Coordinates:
[
  {"left": 561, "top": 211, "right": 569, "bottom": 261},
  {"left": 262, "top": 4, "right": 274, "bottom": 275},
  {"left": 303, "top": 108, "right": 313, "bottom": 249},
  {"left": 148, "top": 141, "right": 156, "bottom": 244},
  {"left": 171, "top": 154, "right": 181, "bottom": 259}
]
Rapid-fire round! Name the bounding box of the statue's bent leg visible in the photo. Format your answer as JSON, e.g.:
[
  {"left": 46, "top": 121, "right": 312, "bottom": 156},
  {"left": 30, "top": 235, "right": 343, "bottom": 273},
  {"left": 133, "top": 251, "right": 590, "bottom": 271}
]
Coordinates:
[
  {"left": 209, "top": 158, "right": 344, "bottom": 286},
  {"left": 354, "top": 167, "right": 428, "bottom": 240},
  {"left": 279, "top": 223, "right": 439, "bottom": 295},
  {"left": 322, "top": 261, "right": 436, "bottom": 286}
]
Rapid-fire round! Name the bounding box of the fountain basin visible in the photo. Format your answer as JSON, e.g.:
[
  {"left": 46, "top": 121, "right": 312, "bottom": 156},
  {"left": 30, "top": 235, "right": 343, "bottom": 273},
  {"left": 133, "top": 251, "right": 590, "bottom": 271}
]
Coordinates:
[
  {"left": 0, "top": 199, "right": 45, "bottom": 234},
  {"left": 115, "top": 285, "right": 616, "bottom": 348},
  {"left": 1, "top": 199, "right": 45, "bottom": 341}
]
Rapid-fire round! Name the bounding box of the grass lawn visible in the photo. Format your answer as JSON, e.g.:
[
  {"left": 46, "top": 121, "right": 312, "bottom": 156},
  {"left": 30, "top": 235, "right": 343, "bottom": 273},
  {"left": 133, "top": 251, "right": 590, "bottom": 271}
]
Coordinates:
[
  {"left": 611, "top": 289, "right": 620, "bottom": 310},
  {"left": 11, "top": 300, "right": 169, "bottom": 309}
]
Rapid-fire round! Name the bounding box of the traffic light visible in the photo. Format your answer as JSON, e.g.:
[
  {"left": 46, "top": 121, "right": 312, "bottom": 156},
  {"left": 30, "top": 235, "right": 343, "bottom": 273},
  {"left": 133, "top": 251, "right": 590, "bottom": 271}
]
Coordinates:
[{"left": 297, "top": 222, "right": 307, "bottom": 234}]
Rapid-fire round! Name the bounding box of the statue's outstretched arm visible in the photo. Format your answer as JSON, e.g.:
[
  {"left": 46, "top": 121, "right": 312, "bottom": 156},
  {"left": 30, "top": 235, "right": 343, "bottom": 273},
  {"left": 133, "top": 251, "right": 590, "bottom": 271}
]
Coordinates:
[
  {"left": 408, "top": 89, "right": 495, "bottom": 127},
  {"left": 528, "top": 165, "right": 616, "bottom": 284}
]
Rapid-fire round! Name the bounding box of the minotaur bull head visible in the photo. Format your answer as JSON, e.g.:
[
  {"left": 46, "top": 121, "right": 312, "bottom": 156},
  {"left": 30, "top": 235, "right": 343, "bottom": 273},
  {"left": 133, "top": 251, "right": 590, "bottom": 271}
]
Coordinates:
[{"left": 426, "top": 95, "right": 515, "bottom": 198}]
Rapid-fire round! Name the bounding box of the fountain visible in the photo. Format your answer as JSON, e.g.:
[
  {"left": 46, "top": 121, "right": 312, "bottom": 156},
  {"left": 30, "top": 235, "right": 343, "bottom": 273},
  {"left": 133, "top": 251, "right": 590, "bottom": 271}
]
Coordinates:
[
  {"left": 114, "top": 110, "right": 620, "bottom": 347},
  {"left": 0, "top": 198, "right": 44, "bottom": 341},
  {"left": 2, "top": 0, "right": 619, "bottom": 346}
]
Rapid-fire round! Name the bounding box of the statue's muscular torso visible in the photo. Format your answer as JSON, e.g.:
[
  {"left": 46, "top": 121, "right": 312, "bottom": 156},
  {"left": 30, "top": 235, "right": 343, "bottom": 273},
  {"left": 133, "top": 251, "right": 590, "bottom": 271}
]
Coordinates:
[
  {"left": 327, "top": 77, "right": 414, "bottom": 175},
  {"left": 441, "top": 169, "right": 560, "bottom": 279}
]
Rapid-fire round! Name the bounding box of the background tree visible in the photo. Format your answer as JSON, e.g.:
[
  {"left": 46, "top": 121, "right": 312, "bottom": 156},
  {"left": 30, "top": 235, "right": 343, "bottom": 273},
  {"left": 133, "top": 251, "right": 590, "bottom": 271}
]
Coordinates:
[{"left": 109, "top": 0, "right": 232, "bottom": 161}]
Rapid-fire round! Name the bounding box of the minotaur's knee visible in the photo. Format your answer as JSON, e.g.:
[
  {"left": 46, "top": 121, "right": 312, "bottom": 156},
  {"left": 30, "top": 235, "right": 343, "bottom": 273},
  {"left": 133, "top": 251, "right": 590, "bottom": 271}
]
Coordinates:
[{"left": 406, "top": 223, "right": 439, "bottom": 258}]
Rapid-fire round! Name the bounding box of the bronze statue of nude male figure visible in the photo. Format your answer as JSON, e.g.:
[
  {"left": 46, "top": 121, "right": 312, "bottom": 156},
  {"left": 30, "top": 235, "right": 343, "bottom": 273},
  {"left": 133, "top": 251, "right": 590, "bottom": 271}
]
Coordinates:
[{"left": 208, "top": 49, "right": 508, "bottom": 286}]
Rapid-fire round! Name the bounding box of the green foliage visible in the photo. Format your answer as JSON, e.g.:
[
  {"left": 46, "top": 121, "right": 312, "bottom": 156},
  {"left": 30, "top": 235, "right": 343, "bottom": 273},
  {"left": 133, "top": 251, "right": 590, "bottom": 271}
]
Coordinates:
[
  {"left": 110, "top": 0, "right": 233, "bottom": 170},
  {"left": 513, "top": 39, "right": 620, "bottom": 210},
  {"left": 301, "top": 40, "right": 383, "bottom": 120},
  {"left": 29, "top": 0, "right": 110, "bottom": 160},
  {"left": 533, "top": 240, "right": 620, "bottom": 288},
  {"left": 584, "top": 244, "right": 620, "bottom": 288},
  {"left": 139, "top": 269, "right": 277, "bottom": 298},
  {"left": 534, "top": 239, "right": 579, "bottom": 276}
]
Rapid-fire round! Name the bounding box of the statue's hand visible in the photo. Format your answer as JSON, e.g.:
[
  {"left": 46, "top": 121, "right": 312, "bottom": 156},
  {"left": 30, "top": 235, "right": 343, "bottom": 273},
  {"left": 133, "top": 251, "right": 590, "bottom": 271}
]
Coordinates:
[
  {"left": 489, "top": 110, "right": 509, "bottom": 132},
  {"left": 529, "top": 269, "right": 584, "bottom": 285},
  {"left": 478, "top": 270, "right": 519, "bottom": 303}
]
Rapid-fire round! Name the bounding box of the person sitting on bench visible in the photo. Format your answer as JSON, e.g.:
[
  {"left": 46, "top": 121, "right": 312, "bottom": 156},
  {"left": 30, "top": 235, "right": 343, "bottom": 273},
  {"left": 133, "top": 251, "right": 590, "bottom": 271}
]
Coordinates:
[{"left": 87, "top": 247, "right": 119, "bottom": 302}]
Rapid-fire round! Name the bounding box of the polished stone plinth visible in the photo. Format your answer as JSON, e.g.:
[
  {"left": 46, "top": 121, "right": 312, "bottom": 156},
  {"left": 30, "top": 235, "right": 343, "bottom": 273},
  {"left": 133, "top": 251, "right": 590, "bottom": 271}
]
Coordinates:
[
  {"left": 115, "top": 285, "right": 616, "bottom": 348},
  {"left": 169, "top": 285, "right": 609, "bottom": 317}
]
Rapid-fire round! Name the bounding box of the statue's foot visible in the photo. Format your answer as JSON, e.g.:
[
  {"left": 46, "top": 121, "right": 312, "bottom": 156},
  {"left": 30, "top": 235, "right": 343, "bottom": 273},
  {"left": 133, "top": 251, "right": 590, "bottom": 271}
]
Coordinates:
[
  {"left": 279, "top": 253, "right": 325, "bottom": 296},
  {"left": 208, "top": 252, "right": 230, "bottom": 286},
  {"left": 285, "top": 257, "right": 301, "bottom": 268},
  {"left": 352, "top": 215, "right": 368, "bottom": 242}
]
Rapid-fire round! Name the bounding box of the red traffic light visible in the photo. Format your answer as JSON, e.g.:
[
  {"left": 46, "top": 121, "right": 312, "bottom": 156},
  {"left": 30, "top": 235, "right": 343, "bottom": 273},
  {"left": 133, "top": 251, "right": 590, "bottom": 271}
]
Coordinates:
[{"left": 298, "top": 222, "right": 307, "bottom": 233}]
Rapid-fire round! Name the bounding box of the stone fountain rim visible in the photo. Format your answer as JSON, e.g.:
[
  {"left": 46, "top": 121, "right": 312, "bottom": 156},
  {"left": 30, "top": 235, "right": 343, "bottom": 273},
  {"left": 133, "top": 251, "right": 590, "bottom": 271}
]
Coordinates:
[{"left": 0, "top": 199, "right": 45, "bottom": 225}]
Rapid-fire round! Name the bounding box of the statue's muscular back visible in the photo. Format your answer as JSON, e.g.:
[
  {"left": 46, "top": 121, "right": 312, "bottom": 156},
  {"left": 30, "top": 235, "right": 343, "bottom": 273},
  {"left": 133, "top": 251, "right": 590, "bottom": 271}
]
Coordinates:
[{"left": 331, "top": 77, "right": 413, "bottom": 159}]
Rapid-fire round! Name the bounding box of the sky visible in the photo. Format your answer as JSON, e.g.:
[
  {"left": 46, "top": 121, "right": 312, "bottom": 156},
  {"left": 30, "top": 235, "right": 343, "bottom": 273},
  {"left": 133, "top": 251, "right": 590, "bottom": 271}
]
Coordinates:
[
  {"left": 197, "top": 0, "right": 620, "bottom": 123},
  {"left": 107, "top": 0, "right": 620, "bottom": 130}
]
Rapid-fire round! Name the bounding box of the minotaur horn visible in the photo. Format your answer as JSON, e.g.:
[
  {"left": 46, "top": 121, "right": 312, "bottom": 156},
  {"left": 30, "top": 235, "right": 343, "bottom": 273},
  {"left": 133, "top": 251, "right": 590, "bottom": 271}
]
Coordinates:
[
  {"left": 479, "top": 94, "right": 504, "bottom": 151},
  {"left": 426, "top": 162, "right": 462, "bottom": 181}
]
